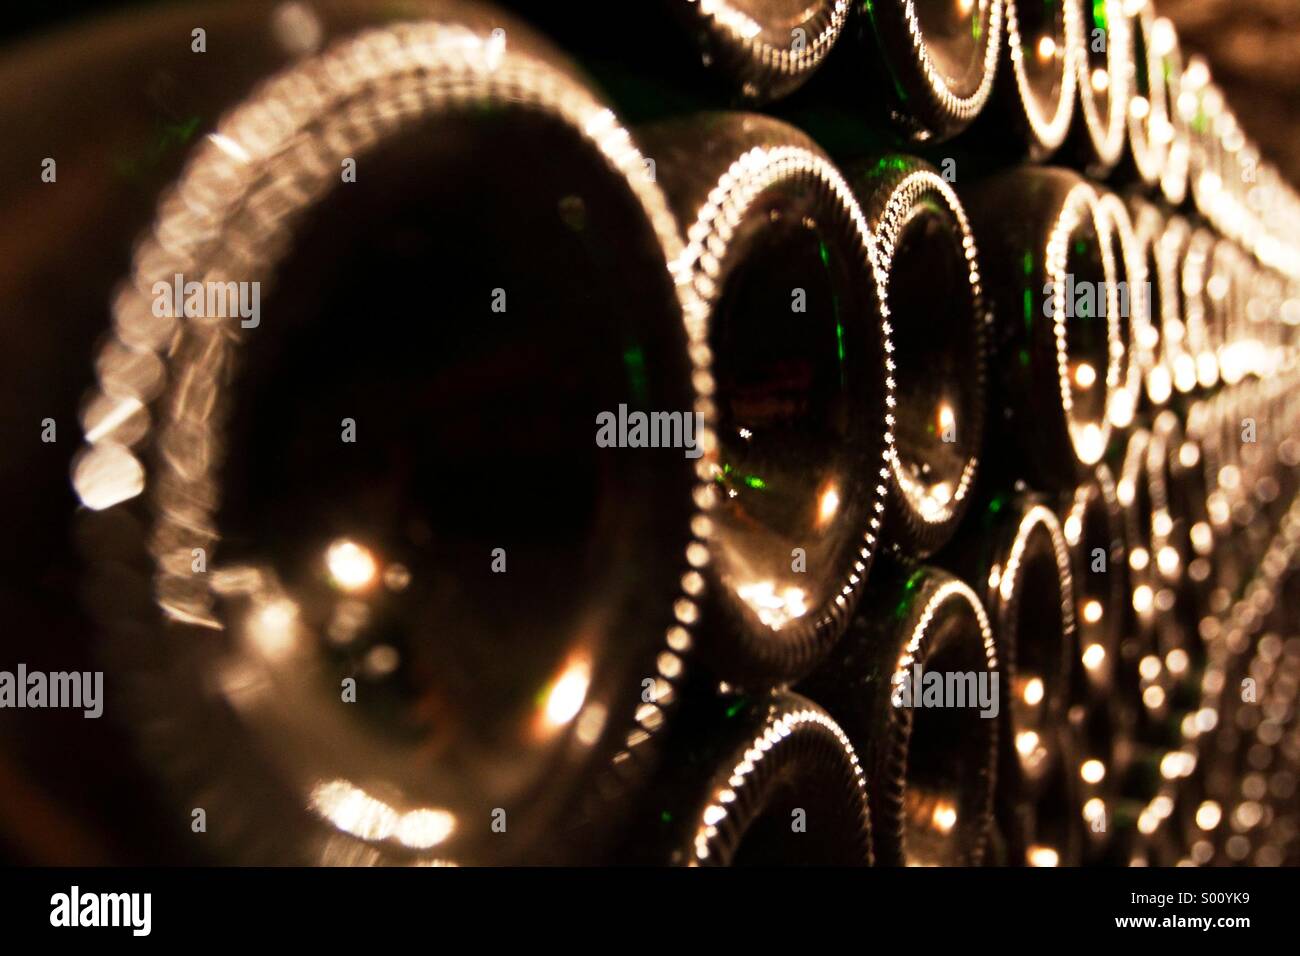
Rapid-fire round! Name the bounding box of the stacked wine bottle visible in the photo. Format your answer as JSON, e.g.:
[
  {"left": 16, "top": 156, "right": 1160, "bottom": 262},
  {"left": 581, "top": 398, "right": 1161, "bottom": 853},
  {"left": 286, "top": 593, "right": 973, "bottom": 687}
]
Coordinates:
[{"left": 4, "top": 0, "right": 1299, "bottom": 866}]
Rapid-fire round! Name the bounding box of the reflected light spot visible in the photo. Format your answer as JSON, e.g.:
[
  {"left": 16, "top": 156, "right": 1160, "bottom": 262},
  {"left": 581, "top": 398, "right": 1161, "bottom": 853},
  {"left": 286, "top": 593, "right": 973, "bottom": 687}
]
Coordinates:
[
  {"left": 1196, "top": 801, "right": 1222, "bottom": 831},
  {"left": 1075, "top": 423, "right": 1106, "bottom": 464},
  {"left": 1139, "top": 655, "right": 1163, "bottom": 680},
  {"left": 246, "top": 598, "right": 299, "bottom": 661},
  {"left": 1190, "top": 521, "right": 1213, "bottom": 554},
  {"left": 1064, "top": 513, "right": 1083, "bottom": 546},
  {"left": 544, "top": 659, "right": 591, "bottom": 728},
  {"left": 310, "top": 780, "right": 456, "bottom": 849},
  {"left": 932, "top": 801, "right": 958, "bottom": 835},
  {"left": 327, "top": 539, "right": 378, "bottom": 592},
  {"left": 1147, "top": 366, "right": 1172, "bottom": 403},
  {"left": 396, "top": 809, "right": 458, "bottom": 849},
  {"left": 937, "top": 402, "right": 956, "bottom": 434},
  {"left": 1027, "top": 845, "right": 1059, "bottom": 867},
  {"left": 73, "top": 443, "right": 145, "bottom": 511},
  {"left": 1016, "top": 730, "right": 1041, "bottom": 756},
  {"left": 1133, "top": 584, "right": 1154, "bottom": 613},
  {"left": 208, "top": 132, "right": 252, "bottom": 164},
  {"left": 1022, "top": 677, "right": 1045, "bottom": 707},
  {"left": 736, "top": 580, "right": 809, "bottom": 630},
  {"left": 817, "top": 484, "right": 841, "bottom": 527},
  {"left": 1161, "top": 750, "right": 1195, "bottom": 779},
  {"left": 1082, "top": 600, "right": 1104, "bottom": 625}
]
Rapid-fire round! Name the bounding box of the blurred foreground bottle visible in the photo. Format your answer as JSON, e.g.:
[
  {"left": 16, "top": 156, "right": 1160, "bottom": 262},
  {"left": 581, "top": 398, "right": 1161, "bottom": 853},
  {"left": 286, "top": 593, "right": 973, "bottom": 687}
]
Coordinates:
[
  {"left": 620, "top": 691, "right": 873, "bottom": 865},
  {"left": 4, "top": 0, "right": 707, "bottom": 865}
]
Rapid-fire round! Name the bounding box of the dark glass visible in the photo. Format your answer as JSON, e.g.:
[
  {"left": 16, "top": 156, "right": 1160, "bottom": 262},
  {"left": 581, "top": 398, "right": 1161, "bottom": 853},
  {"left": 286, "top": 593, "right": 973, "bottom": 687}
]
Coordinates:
[
  {"left": 1061, "top": 465, "right": 1125, "bottom": 862},
  {"left": 1156, "top": 17, "right": 1191, "bottom": 206},
  {"left": 1098, "top": 193, "right": 1142, "bottom": 430},
  {"left": 621, "top": 692, "right": 872, "bottom": 865},
  {"left": 963, "top": 167, "right": 1116, "bottom": 490},
  {"left": 852, "top": 155, "right": 986, "bottom": 556},
  {"left": 1152, "top": 215, "right": 1192, "bottom": 404},
  {"left": 1128, "top": 198, "right": 1168, "bottom": 411},
  {"left": 802, "top": 563, "right": 999, "bottom": 865},
  {"left": 1124, "top": 0, "right": 1168, "bottom": 187},
  {"left": 1151, "top": 412, "right": 1210, "bottom": 686},
  {"left": 65, "top": 3, "right": 702, "bottom": 866},
  {"left": 642, "top": 113, "right": 892, "bottom": 686},
  {"left": 511, "top": 0, "right": 849, "bottom": 108},
  {"left": 1068, "top": 0, "right": 1129, "bottom": 174},
  {"left": 1117, "top": 428, "right": 1156, "bottom": 669},
  {"left": 950, "top": 493, "right": 1080, "bottom": 865},
  {"left": 1062, "top": 466, "right": 1124, "bottom": 695},
  {"left": 980, "top": 0, "right": 1074, "bottom": 159},
  {"left": 855, "top": 0, "right": 1002, "bottom": 141}
]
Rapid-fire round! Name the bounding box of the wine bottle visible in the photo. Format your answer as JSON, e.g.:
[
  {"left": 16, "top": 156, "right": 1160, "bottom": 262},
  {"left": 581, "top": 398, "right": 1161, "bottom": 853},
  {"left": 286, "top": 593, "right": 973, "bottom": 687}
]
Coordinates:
[
  {"left": 801, "top": 563, "right": 999, "bottom": 865},
  {"left": 1151, "top": 15, "right": 1191, "bottom": 206},
  {"left": 1068, "top": 692, "right": 1124, "bottom": 863},
  {"left": 1098, "top": 192, "right": 1149, "bottom": 431},
  {"left": 1210, "top": 237, "right": 1246, "bottom": 387},
  {"left": 849, "top": 154, "right": 988, "bottom": 557},
  {"left": 1116, "top": 427, "right": 1157, "bottom": 645},
  {"left": 1128, "top": 198, "right": 1171, "bottom": 410},
  {"left": 1179, "top": 226, "right": 1220, "bottom": 393},
  {"left": 672, "top": 0, "right": 852, "bottom": 102},
  {"left": 1147, "top": 411, "right": 1206, "bottom": 709},
  {"left": 1151, "top": 212, "right": 1192, "bottom": 397},
  {"left": 1121, "top": 0, "right": 1169, "bottom": 189},
  {"left": 962, "top": 167, "right": 1120, "bottom": 490},
  {"left": 621, "top": 691, "right": 873, "bottom": 865},
  {"left": 639, "top": 112, "right": 894, "bottom": 687},
  {"left": 976, "top": 0, "right": 1078, "bottom": 161},
  {"left": 1185, "top": 63, "right": 1227, "bottom": 223},
  {"left": 55, "top": 0, "right": 708, "bottom": 866},
  {"left": 949, "top": 493, "right": 1081, "bottom": 866},
  {"left": 853, "top": 0, "right": 1003, "bottom": 143},
  {"left": 1061, "top": 464, "right": 1124, "bottom": 698},
  {"left": 510, "top": 0, "right": 851, "bottom": 111},
  {"left": 1064, "top": 0, "right": 1131, "bottom": 176}
]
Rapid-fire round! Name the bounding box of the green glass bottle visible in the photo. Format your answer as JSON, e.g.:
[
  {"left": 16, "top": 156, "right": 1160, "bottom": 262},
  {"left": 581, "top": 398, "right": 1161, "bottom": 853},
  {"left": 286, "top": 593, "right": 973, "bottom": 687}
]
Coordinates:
[
  {"left": 801, "top": 562, "right": 999, "bottom": 865},
  {"left": 962, "top": 166, "right": 1120, "bottom": 491},
  {"left": 639, "top": 112, "right": 894, "bottom": 687},
  {"left": 621, "top": 690, "right": 873, "bottom": 865},
  {"left": 849, "top": 154, "right": 989, "bottom": 557},
  {"left": 59, "top": 0, "right": 705, "bottom": 866}
]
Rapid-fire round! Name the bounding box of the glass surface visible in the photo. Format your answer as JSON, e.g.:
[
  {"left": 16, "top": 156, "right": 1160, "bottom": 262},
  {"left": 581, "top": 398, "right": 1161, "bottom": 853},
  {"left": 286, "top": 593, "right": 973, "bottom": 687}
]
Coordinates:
[
  {"left": 890, "top": 198, "right": 979, "bottom": 520},
  {"left": 709, "top": 189, "right": 878, "bottom": 631}
]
